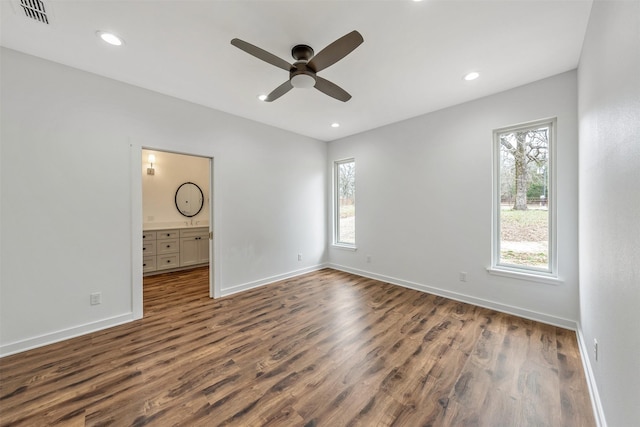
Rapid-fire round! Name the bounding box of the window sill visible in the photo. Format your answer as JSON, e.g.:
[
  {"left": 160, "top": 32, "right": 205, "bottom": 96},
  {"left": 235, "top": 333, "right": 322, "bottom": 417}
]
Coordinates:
[
  {"left": 332, "top": 243, "right": 357, "bottom": 251},
  {"left": 486, "top": 266, "right": 563, "bottom": 285}
]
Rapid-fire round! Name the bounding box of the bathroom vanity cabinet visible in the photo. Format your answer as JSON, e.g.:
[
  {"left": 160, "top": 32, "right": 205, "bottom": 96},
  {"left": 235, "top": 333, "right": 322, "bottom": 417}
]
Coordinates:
[
  {"left": 143, "top": 226, "right": 209, "bottom": 274},
  {"left": 179, "top": 228, "right": 210, "bottom": 267}
]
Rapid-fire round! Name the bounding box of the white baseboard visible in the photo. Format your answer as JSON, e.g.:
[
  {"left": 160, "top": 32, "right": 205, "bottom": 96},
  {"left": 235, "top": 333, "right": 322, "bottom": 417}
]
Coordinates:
[
  {"left": 576, "top": 325, "right": 608, "bottom": 427},
  {"left": 220, "top": 263, "right": 328, "bottom": 298},
  {"left": 0, "top": 313, "right": 135, "bottom": 358},
  {"left": 327, "top": 263, "right": 578, "bottom": 330}
]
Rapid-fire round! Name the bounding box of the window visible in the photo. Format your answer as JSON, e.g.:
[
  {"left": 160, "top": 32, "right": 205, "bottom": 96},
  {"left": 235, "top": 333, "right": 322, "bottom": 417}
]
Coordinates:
[
  {"left": 492, "top": 119, "right": 556, "bottom": 276},
  {"left": 334, "top": 159, "right": 356, "bottom": 246}
]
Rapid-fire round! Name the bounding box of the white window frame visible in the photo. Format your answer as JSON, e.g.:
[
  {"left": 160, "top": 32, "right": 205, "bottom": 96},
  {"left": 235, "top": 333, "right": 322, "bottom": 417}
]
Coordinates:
[
  {"left": 333, "top": 158, "right": 356, "bottom": 249},
  {"left": 489, "top": 118, "right": 558, "bottom": 283}
]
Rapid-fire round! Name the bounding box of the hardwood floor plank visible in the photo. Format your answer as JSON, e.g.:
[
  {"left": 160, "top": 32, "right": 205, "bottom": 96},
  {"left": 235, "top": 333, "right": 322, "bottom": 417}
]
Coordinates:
[{"left": 0, "top": 268, "right": 595, "bottom": 427}]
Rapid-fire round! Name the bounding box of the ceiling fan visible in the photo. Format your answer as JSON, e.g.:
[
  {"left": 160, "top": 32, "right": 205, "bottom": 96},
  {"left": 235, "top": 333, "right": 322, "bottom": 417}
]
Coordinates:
[{"left": 230, "top": 30, "right": 364, "bottom": 102}]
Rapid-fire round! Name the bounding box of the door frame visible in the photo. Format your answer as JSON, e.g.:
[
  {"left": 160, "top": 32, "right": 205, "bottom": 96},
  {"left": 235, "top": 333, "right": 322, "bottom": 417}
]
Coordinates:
[{"left": 130, "top": 144, "right": 219, "bottom": 320}]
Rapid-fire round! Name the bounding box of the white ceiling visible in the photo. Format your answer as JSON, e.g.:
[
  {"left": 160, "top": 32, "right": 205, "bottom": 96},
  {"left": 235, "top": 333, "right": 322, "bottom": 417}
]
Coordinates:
[{"left": 0, "top": 0, "right": 593, "bottom": 141}]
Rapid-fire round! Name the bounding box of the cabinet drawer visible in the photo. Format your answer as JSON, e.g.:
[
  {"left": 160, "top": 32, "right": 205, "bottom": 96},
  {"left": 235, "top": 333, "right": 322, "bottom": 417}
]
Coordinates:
[
  {"left": 157, "top": 253, "right": 179, "bottom": 270},
  {"left": 143, "top": 240, "right": 157, "bottom": 255},
  {"left": 157, "top": 230, "right": 179, "bottom": 240},
  {"left": 142, "top": 231, "right": 157, "bottom": 241},
  {"left": 143, "top": 255, "right": 156, "bottom": 273},
  {"left": 157, "top": 239, "right": 179, "bottom": 255},
  {"left": 180, "top": 227, "right": 209, "bottom": 239}
]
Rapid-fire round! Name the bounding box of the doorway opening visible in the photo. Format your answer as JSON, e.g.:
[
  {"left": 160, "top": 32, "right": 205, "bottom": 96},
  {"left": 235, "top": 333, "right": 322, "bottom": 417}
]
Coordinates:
[{"left": 140, "top": 149, "right": 214, "bottom": 315}]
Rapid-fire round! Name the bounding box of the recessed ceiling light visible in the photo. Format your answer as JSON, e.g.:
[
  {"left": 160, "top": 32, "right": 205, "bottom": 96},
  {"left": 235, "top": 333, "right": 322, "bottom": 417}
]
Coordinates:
[
  {"left": 257, "top": 94, "right": 268, "bottom": 101},
  {"left": 97, "top": 31, "right": 124, "bottom": 46},
  {"left": 464, "top": 71, "right": 480, "bottom": 81},
  {"left": 331, "top": 123, "right": 340, "bottom": 128}
]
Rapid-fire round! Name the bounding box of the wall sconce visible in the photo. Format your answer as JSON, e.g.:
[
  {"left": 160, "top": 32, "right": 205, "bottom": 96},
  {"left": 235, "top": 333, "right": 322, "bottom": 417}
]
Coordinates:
[{"left": 147, "top": 154, "right": 156, "bottom": 175}]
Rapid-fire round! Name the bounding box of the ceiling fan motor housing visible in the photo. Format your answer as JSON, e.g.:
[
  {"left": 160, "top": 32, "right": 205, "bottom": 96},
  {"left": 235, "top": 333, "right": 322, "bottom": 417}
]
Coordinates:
[{"left": 291, "top": 44, "right": 314, "bottom": 61}]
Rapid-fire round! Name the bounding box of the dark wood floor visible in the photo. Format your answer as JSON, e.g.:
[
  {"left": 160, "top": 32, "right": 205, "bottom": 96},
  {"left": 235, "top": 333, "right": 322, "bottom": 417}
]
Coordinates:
[{"left": 0, "top": 268, "right": 595, "bottom": 426}]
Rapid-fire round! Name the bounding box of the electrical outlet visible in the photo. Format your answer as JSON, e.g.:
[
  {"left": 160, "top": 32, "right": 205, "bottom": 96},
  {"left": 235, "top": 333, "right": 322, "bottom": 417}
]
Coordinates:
[
  {"left": 459, "top": 272, "right": 467, "bottom": 282},
  {"left": 366, "top": 255, "right": 372, "bottom": 263},
  {"left": 297, "top": 254, "right": 302, "bottom": 261},
  {"left": 90, "top": 292, "right": 102, "bottom": 305},
  {"left": 594, "top": 339, "right": 598, "bottom": 361}
]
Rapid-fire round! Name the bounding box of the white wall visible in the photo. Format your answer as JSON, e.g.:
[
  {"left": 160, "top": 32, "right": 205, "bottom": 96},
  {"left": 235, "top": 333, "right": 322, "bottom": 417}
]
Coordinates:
[
  {"left": 0, "top": 48, "right": 327, "bottom": 355},
  {"left": 142, "top": 149, "right": 210, "bottom": 227},
  {"left": 578, "top": 1, "right": 640, "bottom": 426},
  {"left": 328, "top": 71, "right": 579, "bottom": 327}
]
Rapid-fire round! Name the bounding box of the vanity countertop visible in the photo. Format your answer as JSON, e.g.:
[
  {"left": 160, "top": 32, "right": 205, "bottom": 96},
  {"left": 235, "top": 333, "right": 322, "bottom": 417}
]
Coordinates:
[{"left": 143, "top": 222, "right": 209, "bottom": 231}]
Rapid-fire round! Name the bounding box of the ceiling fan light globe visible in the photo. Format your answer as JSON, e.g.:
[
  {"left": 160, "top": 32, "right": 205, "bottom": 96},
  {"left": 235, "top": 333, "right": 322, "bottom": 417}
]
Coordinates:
[{"left": 291, "top": 74, "right": 316, "bottom": 88}]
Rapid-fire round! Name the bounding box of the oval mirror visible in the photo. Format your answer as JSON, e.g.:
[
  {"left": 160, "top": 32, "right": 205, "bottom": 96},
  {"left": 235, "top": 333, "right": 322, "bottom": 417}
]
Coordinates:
[{"left": 175, "top": 182, "right": 204, "bottom": 217}]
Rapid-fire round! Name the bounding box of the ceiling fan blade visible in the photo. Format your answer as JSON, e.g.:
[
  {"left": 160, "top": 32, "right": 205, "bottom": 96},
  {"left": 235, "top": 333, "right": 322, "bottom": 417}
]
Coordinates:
[
  {"left": 308, "top": 30, "right": 364, "bottom": 72},
  {"left": 314, "top": 76, "right": 352, "bottom": 102},
  {"left": 265, "top": 80, "right": 294, "bottom": 102},
  {"left": 231, "top": 38, "right": 292, "bottom": 71}
]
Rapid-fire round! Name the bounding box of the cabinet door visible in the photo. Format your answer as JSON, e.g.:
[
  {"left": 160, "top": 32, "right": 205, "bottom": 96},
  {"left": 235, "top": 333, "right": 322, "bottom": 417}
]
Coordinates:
[
  {"left": 180, "top": 238, "right": 200, "bottom": 267},
  {"left": 180, "top": 236, "right": 209, "bottom": 266},
  {"left": 197, "top": 237, "right": 210, "bottom": 264}
]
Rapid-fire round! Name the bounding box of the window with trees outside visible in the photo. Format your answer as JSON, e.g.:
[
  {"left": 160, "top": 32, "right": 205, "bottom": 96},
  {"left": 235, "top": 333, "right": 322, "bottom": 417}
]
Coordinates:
[
  {"left": 493, "top": 118, "right": 555, "bottom": 275},
  {"left": 335, "top": 159, "right": 355, "bottom": 246}
]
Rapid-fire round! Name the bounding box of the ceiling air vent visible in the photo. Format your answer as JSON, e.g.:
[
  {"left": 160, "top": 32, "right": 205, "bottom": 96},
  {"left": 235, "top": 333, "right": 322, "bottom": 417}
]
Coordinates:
[{"left": 17, "top": 0, "right": 50, "bottom": 24}]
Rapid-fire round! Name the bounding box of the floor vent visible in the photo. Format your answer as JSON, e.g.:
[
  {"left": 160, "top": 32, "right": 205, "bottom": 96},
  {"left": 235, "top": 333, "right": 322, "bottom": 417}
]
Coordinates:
[{"left": 17, "top": 0, "right": 49, "bottom": 24}]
